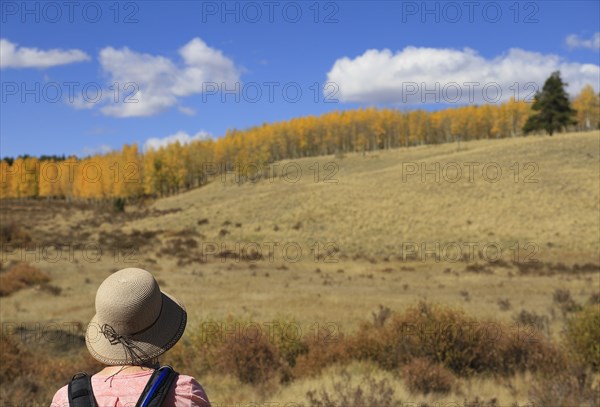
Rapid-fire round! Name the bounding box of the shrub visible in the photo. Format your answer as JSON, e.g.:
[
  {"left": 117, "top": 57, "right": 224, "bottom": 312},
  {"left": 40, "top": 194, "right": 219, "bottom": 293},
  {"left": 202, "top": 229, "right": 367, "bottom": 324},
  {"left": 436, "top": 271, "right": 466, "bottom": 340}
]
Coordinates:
[
  {"left": 305, "top": 370, "right": 401, "bottom": 407},
  {"left": 564, "top": 305, "right": 600, "bottom": 371},
  {"left": 402, "top": 358, "right": 456, "bottom": 395},
  {"left": 267, "top": 320, "right": 309, "bottom": 371},
  {"left": 0, "top": 334, "right": 31, "bottom": 381},
  {"left": 530, "top": 364, "right": 600, "bottom": 407},
  {"left": 189, "top": 317, "right": 307, "bottom": 384},
  {"left": 513, "top": 309, "right": 549, "bottom": 337},
  {"left": 293, "top": 332, "right": 350, "bottom": 379},
  {"left": 353, "top": 302, "right": 492, "bottom": 374},
  {"left": 0, "top": 263, "right": 50, "bottom": 296},
  {"left": 493, "top": 326, "right": 564, "bottom": 375},
  {"left": 211, "top": 325, "right": 284, "bottom": 385},
  {"left": 553, "top": 288, "right": 582, "bottom": 314},
  {"left": 350, "top": 301, "right": 563, "bottom": 376}
]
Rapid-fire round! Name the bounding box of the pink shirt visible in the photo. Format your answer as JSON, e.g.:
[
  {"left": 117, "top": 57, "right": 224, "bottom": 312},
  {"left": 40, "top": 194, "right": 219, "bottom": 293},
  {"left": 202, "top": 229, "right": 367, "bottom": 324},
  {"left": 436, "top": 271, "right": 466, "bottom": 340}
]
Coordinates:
[{"left": 50, "top": 370, "right": 211, "bottom": 407}]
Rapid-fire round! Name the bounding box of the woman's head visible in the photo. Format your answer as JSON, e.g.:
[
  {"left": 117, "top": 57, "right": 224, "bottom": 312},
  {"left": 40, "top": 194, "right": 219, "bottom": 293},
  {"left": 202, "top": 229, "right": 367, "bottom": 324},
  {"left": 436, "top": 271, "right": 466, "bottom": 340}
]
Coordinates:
[{"left": 85, "top": 268, "right": 187, "bottom": 365}]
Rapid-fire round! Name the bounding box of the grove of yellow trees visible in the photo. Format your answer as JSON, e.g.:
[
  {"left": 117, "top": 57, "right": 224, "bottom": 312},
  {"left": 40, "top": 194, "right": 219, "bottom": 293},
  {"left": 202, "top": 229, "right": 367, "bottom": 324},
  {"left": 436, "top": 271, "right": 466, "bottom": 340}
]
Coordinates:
[{"left": 1, "top": 87, "right": 598, "bottom": 200}]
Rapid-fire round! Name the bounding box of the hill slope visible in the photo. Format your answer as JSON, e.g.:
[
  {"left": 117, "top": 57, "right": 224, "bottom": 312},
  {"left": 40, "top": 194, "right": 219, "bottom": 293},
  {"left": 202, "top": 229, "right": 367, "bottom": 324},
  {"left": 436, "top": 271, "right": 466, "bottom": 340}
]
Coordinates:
[{"left": 131, "top": 131, "right": 600, "bottom": 262}]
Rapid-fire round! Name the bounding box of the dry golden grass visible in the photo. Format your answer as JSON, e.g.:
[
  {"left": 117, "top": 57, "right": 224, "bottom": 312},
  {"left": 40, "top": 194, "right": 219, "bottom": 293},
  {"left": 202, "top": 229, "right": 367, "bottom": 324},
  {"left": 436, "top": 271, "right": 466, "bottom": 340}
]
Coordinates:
[{"left": 238, "top": 361, "right": 541, "bottom": 407}]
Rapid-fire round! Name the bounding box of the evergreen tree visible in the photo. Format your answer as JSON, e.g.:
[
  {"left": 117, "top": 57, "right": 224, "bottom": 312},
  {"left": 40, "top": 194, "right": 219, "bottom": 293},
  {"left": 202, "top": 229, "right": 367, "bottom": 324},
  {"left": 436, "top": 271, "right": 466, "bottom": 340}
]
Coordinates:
[{"left": 523, "top": 71, "right": 576, "bottom": 136}]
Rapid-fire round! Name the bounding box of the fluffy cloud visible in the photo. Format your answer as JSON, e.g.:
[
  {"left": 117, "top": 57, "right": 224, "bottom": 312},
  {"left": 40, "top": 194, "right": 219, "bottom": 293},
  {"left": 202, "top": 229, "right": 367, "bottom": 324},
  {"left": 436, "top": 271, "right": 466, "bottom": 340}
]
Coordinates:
[
  {"left": 326, "top": 47, "right": 600, "bottom": 105},
  {"left": 565, "top": 32, "right": 600, "bottom": 50},
  {"left": 178, "top": 106, "right": 196, "bottom": 116},
  {"left": 0, "top": 38, "right": 90, "bottom": 69},
  {"left": 90, "top": 38, "right": 239, "bottom": 118},
  {"left": 144, "top": 130, "right": 212, "bottom": 151}
]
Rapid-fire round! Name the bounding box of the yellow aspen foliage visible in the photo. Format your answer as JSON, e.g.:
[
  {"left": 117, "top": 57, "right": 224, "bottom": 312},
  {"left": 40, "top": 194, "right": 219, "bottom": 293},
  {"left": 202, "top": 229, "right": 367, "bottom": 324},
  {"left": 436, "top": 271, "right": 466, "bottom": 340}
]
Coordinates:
[
  {"left": 38, "top": 160, "right": 62, "bottom": 198},
  {"left": 1, "top": 83, "right": 595, "bottom": 201},
  {"left": 142, "top": 148, "right": 158, "bottom": 196},
  {"left": 11, "top": 157, "right": 39, "bottom": 198},
  {"left": 0, "top": 161, "right": 14, "bottom": 199},
  {"left": 115, "top": 144, "right": 143, "bottom": 198},
  {"left": 58, "top": 158, "right": 78, "bottom": 199},
  {"left": 573, "top": 85, "right": 600, "bottom": 131}
]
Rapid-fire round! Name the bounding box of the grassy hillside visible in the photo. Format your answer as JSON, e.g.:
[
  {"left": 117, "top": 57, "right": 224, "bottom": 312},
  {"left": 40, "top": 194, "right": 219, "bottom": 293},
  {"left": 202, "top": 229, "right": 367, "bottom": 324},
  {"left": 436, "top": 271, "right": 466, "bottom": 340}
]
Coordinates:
[{"left": 135, "top": 130, "right": 600, "bottom": 260}]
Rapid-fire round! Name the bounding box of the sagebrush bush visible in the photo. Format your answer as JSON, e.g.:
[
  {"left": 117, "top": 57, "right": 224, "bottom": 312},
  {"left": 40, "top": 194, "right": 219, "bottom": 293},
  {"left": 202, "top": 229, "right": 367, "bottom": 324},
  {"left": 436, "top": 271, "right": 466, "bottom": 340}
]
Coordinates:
[
  {"left": 530, "top": 364, "right": 600, "bottom": 407},
  {"left": 564, "top": 305, "right": 600, "bottom": 371},
  {"left": 0, "top": 262, "right": 50, "bottom": 296},
  {"left": 214, "top": 330, "right": 283, "bottom": 384},
  {"left": 402, "top": 357, "right": 456, "bottom": 395},
  {"left": 266, "top": 320, "right": 309, "bottom": 381},
  {"left": 186, "top": 317, "right": 311, "bottom": 383},
  {"left": 513, "top": 309, "right": 550, "bottom": 336},
  {"left": 292, "top": 332, "right": 351, "bottom": 379},
  {"left": 305, "top": 370, "right": 401, "bottom": 407},
  {"left": 189, "top": 317, "right": 310, "bottom": 384},
  {"left": 553, "top": 288, "right": 582, "bottom": 314},
  {"left": 349, "top": 301, "right": 563, "bottom": 376}
]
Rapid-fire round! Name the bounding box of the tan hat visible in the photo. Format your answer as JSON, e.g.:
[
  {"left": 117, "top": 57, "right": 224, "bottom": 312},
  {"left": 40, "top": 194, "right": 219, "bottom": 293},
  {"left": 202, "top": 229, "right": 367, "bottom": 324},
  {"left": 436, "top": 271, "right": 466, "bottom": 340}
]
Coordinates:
[{"left": 85, "top": 268, "right": 187, "bottom": 365}]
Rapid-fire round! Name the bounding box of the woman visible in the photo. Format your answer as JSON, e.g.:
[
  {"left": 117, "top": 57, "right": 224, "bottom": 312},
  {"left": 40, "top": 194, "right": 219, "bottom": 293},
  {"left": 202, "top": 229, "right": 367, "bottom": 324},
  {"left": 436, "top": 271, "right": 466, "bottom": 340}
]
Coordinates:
[{"left": 50, "top": 268, "right": 211, "bottom": 406}]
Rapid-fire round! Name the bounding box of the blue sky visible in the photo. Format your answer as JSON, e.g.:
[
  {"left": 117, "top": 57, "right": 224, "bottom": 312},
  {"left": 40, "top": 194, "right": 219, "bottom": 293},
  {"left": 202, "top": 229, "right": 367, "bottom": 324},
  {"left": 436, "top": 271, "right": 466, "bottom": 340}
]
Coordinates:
[{"left": 1, "top": 0, "right": 599, "bottom": 158}]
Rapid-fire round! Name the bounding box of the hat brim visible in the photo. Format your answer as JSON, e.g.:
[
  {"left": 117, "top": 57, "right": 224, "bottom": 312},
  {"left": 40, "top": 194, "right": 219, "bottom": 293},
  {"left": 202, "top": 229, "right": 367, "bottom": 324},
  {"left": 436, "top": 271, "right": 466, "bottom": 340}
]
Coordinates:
[{"left": 85, "top": 291, "right": 186, "bottom": 365}]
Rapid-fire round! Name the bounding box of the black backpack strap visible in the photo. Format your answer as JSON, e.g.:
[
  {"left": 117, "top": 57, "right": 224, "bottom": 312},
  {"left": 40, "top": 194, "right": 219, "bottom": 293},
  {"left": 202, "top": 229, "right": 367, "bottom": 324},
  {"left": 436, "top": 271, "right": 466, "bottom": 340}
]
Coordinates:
[
  {"left": 68, "top": 373, "right": 97, "bottom": 407},
  {"left": 135, "top": 366, "right": 179, "bottom": 407}
]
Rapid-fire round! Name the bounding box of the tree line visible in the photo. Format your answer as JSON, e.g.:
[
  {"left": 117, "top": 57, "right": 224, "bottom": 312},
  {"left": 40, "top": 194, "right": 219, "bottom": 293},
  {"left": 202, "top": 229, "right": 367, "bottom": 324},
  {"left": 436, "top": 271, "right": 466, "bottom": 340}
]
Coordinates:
[{"left": 1, "top": 79, "right": 598, "bottom": 200}]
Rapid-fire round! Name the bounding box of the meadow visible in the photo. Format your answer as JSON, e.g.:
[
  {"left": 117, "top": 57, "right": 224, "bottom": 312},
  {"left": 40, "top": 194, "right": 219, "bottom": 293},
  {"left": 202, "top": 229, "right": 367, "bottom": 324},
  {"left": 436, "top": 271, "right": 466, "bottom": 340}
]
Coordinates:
[{"left": 1, "top": 131, "right": 599, "bottom": 406}]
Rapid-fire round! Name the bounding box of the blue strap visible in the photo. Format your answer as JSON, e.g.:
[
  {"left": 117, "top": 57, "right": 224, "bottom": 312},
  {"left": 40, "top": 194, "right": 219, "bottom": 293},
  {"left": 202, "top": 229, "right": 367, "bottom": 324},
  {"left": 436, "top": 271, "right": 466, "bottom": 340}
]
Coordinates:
[{"left": 140, "top": 368, "right": 170, "bottom": 407}]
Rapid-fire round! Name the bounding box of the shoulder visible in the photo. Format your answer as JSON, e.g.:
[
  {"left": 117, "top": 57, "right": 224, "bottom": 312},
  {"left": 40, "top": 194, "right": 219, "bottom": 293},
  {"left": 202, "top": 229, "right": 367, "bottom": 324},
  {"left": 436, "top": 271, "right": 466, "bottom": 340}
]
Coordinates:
[
  {"left": 172, "top": 374, "right": 212, "bottom": 406},
  {"left": 50, "top": 384, "right": 68, "bottom": 407}
]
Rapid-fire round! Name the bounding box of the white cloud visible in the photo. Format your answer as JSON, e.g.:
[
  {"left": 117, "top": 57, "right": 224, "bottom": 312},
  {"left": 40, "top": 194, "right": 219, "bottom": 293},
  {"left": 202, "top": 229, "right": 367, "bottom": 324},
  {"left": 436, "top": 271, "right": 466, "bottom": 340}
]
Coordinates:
[
  {"left": 326, "top": 47, "right": 600, "bottom": 105},
  {"left": 144, "top": 130, "right": 212, "bottom": 151},
  {"left": 89, "top": 38, "right": 239, "bottom": 118},
  {"left": 172, "top": 38, "right": 239, "bottom": 96},
  {"left": 178, "top": 106, "right": 196, "bottom": 116},
  {"left": 566, "top": 32, "right": 600, "bottom": 50},
  {"left": 0, "top": 38, "right": 90, "bottom": 69}
]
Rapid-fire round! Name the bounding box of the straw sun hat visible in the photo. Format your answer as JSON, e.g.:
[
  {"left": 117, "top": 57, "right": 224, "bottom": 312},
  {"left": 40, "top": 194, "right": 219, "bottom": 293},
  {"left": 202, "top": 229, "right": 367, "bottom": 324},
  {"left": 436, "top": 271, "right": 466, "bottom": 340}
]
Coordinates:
[{"left": 85, "top": 268, "right": 187, "bottom": 365}]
